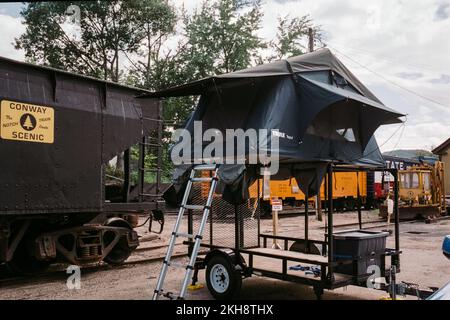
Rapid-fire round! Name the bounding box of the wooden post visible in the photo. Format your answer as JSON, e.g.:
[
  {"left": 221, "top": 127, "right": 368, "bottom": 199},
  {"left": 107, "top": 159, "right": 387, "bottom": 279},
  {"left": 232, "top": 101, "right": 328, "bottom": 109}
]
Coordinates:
[
  {"left": 316, "top": 193, "right": 323, "bottom": 222},
  {"left": 272, "top": 198, "right": 282, "bottom": 250},
  {"left": 272, "top": 210, "right": 282, "bottom": 249}
]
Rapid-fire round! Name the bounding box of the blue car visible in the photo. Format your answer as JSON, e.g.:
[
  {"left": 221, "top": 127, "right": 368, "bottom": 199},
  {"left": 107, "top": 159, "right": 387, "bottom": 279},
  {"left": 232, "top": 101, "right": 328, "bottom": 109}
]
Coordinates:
[
  {"left": 444, "top": 235, "right": 450, "bottom": 259},
  {"left": 427, "top": 236, "right": 450, "bottom": 300}
]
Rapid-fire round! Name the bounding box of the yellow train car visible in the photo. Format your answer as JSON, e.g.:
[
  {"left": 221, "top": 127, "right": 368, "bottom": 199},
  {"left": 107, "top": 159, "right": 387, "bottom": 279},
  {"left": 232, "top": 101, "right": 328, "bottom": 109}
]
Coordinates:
[
  {"left": 259, "top": 172, "right": 368, "bottom": 215},
  {"left": 201, "top": 171, "right": 368, "bottom": 215}
]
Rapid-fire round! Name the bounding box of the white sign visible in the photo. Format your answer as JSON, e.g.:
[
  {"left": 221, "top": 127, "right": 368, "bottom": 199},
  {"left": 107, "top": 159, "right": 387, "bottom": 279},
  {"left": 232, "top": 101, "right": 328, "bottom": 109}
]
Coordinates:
[{"left": 272, "top": 198, "right": 282, "bottom": 212}]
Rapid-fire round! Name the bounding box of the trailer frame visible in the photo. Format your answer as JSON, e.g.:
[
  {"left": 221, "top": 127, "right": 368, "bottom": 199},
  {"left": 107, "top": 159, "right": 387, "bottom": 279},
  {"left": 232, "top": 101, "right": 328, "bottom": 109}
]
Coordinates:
[{"left": 187, "top": 164, "right": 401, "bottom": 299}]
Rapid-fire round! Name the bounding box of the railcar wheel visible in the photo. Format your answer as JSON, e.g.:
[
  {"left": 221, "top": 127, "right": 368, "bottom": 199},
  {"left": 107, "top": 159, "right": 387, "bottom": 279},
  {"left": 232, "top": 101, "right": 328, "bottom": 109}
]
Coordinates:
[
  {"left": 206, "top": 255, "right": 242, "bottom": 300},
  {"left": 8, "top": 236, "right": 51, "bottom": 275},
  {"left": 103, "top": 218, "right": 135, "bottom": 265}
]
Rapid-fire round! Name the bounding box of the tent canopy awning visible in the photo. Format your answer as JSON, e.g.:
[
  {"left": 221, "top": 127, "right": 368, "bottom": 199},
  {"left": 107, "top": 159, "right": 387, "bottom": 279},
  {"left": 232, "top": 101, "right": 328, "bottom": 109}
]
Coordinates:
[{"left": 140, "top": 48, "right": 384, "bottom": 104}]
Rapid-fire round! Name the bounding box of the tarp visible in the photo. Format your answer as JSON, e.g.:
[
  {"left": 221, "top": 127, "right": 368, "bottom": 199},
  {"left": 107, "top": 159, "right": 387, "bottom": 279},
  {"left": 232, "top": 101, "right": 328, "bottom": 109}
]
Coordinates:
[{"left": 142, "top": 48, "right": 405, "bottom": 204}]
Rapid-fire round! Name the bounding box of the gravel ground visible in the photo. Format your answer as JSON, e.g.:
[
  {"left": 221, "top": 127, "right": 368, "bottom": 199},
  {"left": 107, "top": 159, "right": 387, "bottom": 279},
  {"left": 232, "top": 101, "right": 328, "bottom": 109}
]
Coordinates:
[{"left": 0, "top": 211, "right": 448, "bottom": 300}]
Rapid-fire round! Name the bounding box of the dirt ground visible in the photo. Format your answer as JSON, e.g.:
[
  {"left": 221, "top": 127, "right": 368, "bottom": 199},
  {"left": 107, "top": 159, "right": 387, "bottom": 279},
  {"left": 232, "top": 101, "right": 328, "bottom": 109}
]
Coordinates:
[{"left": 0, "top": 211, "right": 449, "bottom": 300}]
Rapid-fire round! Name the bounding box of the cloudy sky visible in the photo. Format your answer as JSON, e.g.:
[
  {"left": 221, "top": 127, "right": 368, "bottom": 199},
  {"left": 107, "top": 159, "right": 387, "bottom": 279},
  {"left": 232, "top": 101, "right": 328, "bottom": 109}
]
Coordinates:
[{"left": 1, "top": 1, "right": 449, "bottom": 152}]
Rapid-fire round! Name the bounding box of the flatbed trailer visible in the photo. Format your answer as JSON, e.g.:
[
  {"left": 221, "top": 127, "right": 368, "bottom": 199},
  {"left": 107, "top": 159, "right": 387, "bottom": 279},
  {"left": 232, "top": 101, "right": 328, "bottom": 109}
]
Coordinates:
[{"left": 186, "top": 165, "right": 402, "bottom": 300}]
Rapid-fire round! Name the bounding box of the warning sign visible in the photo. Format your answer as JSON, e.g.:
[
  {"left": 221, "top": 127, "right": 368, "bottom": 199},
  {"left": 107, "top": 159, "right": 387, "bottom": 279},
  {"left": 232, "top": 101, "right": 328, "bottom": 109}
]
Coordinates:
[
  {"left": 0, "top": 100, "right": 54, "bottom": 144},
  {"left": 271, "top": 198, "right": 283, "bottom": 212}
]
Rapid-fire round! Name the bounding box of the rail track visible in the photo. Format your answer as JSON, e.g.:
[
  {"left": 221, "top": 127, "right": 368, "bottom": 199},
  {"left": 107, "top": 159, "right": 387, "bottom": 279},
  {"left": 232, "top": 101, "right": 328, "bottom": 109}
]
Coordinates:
[
  {"left": 0, "top": 242, "right": 188, "bottom": 288},
  {"left": 321, "top": 215, "right": 450, "bottom": 231}
]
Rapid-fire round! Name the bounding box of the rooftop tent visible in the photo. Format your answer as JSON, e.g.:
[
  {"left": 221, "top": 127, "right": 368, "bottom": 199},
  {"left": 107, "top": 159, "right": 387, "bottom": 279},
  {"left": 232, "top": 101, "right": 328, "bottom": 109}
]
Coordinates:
[
  {"left": 142, "top": 48, "right": 403, "bottom": 163},
  {"left": 141, "top": 48, "right": 404, "bottom": 201}
]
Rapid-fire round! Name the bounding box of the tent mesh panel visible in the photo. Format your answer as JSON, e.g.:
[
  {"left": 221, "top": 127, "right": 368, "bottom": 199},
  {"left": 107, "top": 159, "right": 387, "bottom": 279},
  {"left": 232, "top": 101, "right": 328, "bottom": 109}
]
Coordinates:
[{"left": 187, "top": 172, "right": 260, "bottom": 249}]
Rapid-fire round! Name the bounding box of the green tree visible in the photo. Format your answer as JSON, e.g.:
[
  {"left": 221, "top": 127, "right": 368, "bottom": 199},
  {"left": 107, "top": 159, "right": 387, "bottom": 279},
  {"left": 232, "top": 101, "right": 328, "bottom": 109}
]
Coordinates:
[
  {"left": 270, "top": 14, "right": 322, "bottom": 60},
  {"left": 15, "top": 1, "right": 163, "bottom": 82},
  {"left": 182, "top": 0, "right": 265, "bottom": 79},
  {"left": 124, "top": 0, "right": 181, "bottom": 90}
]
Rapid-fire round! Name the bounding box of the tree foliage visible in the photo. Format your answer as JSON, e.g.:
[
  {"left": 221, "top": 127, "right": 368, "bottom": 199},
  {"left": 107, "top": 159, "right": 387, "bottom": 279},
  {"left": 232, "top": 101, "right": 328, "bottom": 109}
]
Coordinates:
[
  {"left": 15, "top": 1, "right": 174, "bottom": 82},
  {"left": 271, "top": 14, "right": 321, "bottom": 60},
  {"left": 182, "top": 0, "right": 265, "bottom": 79},
  {"left": 15, "top": 0, "right": 322, "bottom": 180}
]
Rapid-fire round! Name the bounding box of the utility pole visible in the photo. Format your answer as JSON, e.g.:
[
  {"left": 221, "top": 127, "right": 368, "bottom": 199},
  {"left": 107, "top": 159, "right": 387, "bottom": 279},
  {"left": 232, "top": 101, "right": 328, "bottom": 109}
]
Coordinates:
[{"left": 308, "top": 28, "right": 314, "bottom": 53}]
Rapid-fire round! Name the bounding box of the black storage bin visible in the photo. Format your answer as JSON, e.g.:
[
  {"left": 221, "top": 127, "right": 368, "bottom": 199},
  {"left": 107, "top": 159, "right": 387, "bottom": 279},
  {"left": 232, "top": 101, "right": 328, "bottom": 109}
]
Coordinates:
[{"left": 333, "top": 230, "right": 389, "bottom": 278}]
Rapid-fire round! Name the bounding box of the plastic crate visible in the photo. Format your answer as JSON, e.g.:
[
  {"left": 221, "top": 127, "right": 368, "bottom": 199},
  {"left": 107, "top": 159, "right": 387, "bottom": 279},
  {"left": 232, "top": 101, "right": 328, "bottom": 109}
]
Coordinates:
[{"left": 333, "top": 230, "right": 389, "bottom": 278}]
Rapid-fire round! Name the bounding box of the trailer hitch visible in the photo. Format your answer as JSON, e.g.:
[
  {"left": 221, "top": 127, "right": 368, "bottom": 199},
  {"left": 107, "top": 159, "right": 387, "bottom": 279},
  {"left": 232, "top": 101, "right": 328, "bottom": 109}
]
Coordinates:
[{"left": 382, "top": 265, "right": 436, "bottom": 300}]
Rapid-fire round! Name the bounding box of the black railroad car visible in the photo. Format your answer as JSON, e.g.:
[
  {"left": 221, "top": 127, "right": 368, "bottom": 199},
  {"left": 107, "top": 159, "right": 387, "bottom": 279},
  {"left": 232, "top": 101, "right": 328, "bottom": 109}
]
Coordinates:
[{"left": 0, "top": 57, "right": 164, "bottom": 274}]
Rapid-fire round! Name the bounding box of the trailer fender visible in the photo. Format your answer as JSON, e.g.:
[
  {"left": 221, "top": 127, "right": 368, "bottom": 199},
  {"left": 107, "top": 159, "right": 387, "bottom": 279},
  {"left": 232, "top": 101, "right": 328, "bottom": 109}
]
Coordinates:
[{"left": 204, "top": 249, "right": 246, "bottom": 273}]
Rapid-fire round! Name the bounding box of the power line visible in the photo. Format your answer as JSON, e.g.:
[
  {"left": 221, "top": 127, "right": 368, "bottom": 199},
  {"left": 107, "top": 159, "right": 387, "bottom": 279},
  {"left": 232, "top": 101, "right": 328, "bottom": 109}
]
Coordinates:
[
  {"left": 349, "top": 121, "right": 407, "bottom": 162},
  {"left": 328, "top": 45, "right": 448, "bottom": 109},
  {"left": 327, "top": 40, "right": 447, "bottom": 74}
]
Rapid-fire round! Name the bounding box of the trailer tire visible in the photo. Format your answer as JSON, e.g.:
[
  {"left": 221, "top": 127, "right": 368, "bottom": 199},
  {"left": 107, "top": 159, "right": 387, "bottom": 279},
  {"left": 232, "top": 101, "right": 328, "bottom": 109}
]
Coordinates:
[{"left": 206, "top": 254, "right": 242, "bottom": 300}]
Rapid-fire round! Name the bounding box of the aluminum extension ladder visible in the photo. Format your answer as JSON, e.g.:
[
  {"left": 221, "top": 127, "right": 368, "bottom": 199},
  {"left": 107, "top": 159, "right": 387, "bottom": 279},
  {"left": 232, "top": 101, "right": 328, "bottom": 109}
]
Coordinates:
[{"left": 152, "top": 164, "right": 219, "bottom": 300}]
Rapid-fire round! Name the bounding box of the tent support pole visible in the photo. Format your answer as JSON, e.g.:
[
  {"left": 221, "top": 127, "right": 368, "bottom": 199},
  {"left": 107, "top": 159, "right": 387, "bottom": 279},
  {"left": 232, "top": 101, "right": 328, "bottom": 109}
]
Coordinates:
[
  {"left": 327, "top": 164, "right": 334, "bottom": 282},
  {"left": 305, "top": 189, "right": 309, "bottom": 253},
  {"left": 357, "top": 172, "right": 362, "bottom": 229},
  {"left": 393, "top": 169, "right": 401, "bottom": 271}
]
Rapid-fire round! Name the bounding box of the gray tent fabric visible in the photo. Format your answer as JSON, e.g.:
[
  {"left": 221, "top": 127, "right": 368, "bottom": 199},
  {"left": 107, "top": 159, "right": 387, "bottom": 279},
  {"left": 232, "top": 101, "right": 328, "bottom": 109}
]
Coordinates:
[
  {"left": 166, "top": 75, "right": 402, "bottom": 164},
  {"left": 144, "top": 49, "right": 405, "bottom": 204},
  {"left": 141, "top": 48, "right": 383, "bottom": 103}
]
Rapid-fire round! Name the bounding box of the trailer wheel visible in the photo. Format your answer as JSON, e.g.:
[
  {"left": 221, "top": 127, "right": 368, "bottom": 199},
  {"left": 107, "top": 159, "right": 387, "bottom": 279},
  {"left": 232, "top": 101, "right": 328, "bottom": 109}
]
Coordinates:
[
  {"left": 290, "top": 240, "right": 321, "bottom": 255},
  {"left": 206, "top": 255, "right": 242, "bottom": 300},
  {"left": 103, "top": 218, "right": 135, "bottom": 265}
]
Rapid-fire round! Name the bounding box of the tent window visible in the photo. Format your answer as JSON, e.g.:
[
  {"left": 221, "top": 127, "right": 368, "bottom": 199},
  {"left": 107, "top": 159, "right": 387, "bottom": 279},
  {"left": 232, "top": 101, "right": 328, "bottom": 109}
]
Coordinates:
[
  {"left": 301, "top": 71, "right": 332, "bottom": 84},
  {"left": 336, "top": 128, "right": 356, "bottom": 142},
  {"left": 332, "top": 72, "right": 359, "bottom": 94},
  {"left": 334, "top": 73, "right": 348, "bottom": 87}
]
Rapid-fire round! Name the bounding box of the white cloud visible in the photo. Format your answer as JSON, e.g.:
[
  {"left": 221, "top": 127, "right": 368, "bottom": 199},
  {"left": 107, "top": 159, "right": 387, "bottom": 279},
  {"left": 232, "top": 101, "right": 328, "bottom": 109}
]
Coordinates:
[
  {"left": 259, "top": 0, "right": 450, "bottom": 152},
  {"left": 0, "top": 14, "right": 25, "bottom": 60},
  {"left": 1, "top": 0, "right": 449, "bottom": 152}
]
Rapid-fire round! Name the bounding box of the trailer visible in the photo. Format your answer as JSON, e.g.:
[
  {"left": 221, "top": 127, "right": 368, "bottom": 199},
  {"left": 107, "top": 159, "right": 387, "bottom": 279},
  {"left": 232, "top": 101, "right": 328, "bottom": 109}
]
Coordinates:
[
  {"left": 146, "top": 48, "right": 405, "bottom": 300},
  {"left": 180, "top": 165, "right": 401, "bottom": 300},
  {"left": 0, "top": 57, "right": 165, "bottom": 274}
]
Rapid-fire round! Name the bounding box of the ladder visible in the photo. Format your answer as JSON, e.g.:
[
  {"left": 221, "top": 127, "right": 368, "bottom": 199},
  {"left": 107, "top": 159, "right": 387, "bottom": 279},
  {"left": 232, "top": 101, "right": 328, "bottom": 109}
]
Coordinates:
[{"left": 152, "top": 164, "right": 219, "bottom": 300}]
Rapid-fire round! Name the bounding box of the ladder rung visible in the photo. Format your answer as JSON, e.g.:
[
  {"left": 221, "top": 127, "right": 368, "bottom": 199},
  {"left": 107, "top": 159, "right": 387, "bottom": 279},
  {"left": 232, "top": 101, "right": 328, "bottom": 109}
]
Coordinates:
[
  {"left": 191, "top": 177, "right": 214, "bottom": 183},
  {"left": 174, "top": 232, "right": 194, "bottom": 239},
  {"left": 193, "top": 164, "right": 217, "bottom": 171},
  {"left": 183, "top": 205, "right": 208, "bottom": 211}
]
